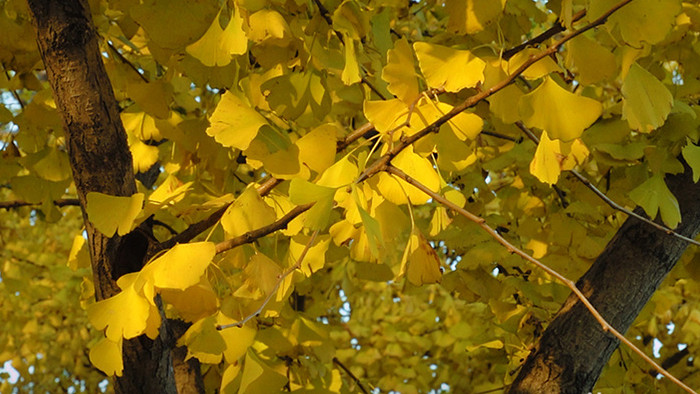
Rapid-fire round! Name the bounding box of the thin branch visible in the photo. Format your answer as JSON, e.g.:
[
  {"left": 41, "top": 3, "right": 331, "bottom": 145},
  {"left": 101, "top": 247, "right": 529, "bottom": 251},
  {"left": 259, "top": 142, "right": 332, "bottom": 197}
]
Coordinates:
[
  {"left": 106, "top": 41, "right": 149, "bottom": 83},
  {"left": 217, "top": 229, "right": 320, "bottom": 330},
  {"left": 151, "top": 219, "right": 178, "bottom": 235},
  {"left": 385, "top": 164, "right": 696, "bottom": 394},
  {"left": 502, "top": 9, "right": 587, "bottom": 59},
  {"left": 650, "top": 347, "right": 690, "bottom": 378},
  {"left": 355, "top": 0, "right": 633, "bottom": 184},
  {"left": 337, "top": 122, "right": 377, "bottom": 151},
  {"left": 515, "top": 121, "right": 700, "bottom": 248},
  {"left": 332, "top": 357, "right": 370, "bottom": 394},
  {"left": 0, "top": 198, "right": 80, "bottom": 210},
  {"left": 2, "top": 66, "right": 25, "bottom": 110},
  {"left": 215, "top": 203, "right": 313, "bottom": 254},
  {"left": 481, "top": 130, "right": 521, "bottom": 142},
  {"left": 158, "top": 203, "right": 229, "bottom": 250}
]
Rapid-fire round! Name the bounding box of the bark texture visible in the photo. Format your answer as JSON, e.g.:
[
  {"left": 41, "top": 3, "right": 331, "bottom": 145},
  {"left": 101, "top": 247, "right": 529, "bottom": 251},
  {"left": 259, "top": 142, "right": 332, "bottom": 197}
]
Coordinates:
[
  {"left": 26, "top": 1, "right": 178, "bottom": 392},
  {"left": 509, "top": 167, "right": 700, "bottom": 393}
]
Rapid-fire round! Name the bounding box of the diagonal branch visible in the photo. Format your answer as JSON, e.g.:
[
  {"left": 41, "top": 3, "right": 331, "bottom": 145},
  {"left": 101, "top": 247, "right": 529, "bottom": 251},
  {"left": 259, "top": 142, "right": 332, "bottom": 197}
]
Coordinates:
[
  {"left": 502, "top": 9, "right": 587, "bottom": 59},
  {"left": 385, "top": 164, "right": 696, "bottom": 394},
  {"left": 515, "top": 121, "right": 700, "bottom": 248},
  {"left": 355, "top": 0, "right": 633, "bottom": 184},
  {"left": 215, "top": 203, "right": 314, "bottom": 254},
  {"left": 217, "top": 229, "right": 319, "bottom": 330}
]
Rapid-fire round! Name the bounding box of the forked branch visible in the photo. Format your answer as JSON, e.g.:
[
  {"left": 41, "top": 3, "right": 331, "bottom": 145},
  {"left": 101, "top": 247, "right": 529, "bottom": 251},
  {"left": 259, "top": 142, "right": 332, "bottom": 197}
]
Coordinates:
[
  {"left": 385, "top": 164, "right": 696, "bottom": 394},
  {"left": 515, "top": 121, "right": 700, "bottom": 248}
]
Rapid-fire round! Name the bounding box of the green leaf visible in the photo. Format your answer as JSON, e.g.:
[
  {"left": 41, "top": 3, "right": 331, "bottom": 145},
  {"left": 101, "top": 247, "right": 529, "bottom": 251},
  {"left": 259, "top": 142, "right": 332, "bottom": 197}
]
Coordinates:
[
  {"left": 629, "top": 175, "right": 681, "bottom": 228},
  {"left": 289, "top": 178, "right": 336, "bottom": 230},
  {"left": 622, "top": 63, "right": 673, "bottom": 132},
  {"left": 238, "top": 350, "right": 287, "bottom": 394},
  {"left": 682, "top": 142, "right": 700, "bottom": 182}
]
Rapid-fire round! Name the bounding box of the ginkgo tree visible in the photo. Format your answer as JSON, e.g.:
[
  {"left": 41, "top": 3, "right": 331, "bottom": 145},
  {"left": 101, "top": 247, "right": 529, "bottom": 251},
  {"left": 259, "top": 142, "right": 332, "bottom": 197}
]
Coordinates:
[{"left": 3, "top": 0, "right": 700, "bottom": 392}]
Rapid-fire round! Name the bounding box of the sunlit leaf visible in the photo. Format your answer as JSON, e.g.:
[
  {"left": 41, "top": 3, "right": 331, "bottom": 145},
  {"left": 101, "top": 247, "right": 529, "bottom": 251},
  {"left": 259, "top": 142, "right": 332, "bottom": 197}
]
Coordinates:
[
  {"left": 401, "top": 229, "right": 442, "bottom": 286},
  {"left": 519, "top": 76, "right": 602, "bottom": 141},
  {"left": 238, "top": 350, "right": 288, "bottom": 394},
  {"left": 413, "top": 42, "right": 485, "bottom": 92},
  {"left": 206, "top": 91, "right": 267, "bottom": 150},
  {"left": 382, "top": 38, "right": 420, "bottom": 104},
  {"left": 186, "top": 6, "right": 247, "bottom": 67},
  {"left": 86, "top": 192, "right": 145, "bottom": 236},
  {"left": 87, "top": 284, "right": 153, "bottom": 341},
  {"left": 144, "top": 242, "right": 215, "bottom": 290},
  {"left": 89, "top": 337, "right": 123, "bottom": 377},
  {"left": 221, "top": 186, "right": 276, "bottom": 238}
]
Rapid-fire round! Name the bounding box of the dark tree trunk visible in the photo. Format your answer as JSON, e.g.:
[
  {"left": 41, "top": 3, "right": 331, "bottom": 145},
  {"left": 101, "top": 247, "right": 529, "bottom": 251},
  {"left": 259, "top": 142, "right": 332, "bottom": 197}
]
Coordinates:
[
  {"left": 25, "top": 1, "right": 180, "bottom": 392},
  {"left": 509, "top": 167, "right": 700, "bottom": 393}
]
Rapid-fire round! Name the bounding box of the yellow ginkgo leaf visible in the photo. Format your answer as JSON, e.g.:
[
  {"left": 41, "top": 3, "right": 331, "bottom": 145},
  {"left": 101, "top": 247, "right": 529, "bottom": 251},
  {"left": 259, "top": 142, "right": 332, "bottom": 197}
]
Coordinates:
[
  {"left": 400, "top": 229, "right": 442, "bottom": 286},
  {"left": 86, "top": 192, "right": 145, "bottom": 236},
  {"left": 235, "top": 253, "right": 282, "bottom": 299},
  {"left": 89, "top": 337, "right": 123, "bottom": 377},
  {"left": 316, "top": 155, "right": 358, "bottom": 188},
  {"left": 289, "top": 234, "right": 331, "bottom": 276},
  {"left": 341, "top": 37, "right": 361, "bottom": 86},
  {"left": 160, "top": 279, "right": 219, "bottom": 322},
  {"left": 221, "top": 186, "right": 277, "bottom": 238},
  {"left": 176, "top": 316, "right": 225, "bottom": 364},
  {"left": 239, "top": 350, "right": 288, "bottom": 394},
  {"left": 382, "top": 38, "right": 419, "bottom": 104},
  {"left": 128, "top": 138, "right": 159, "bottom": 173},
  {"left": 247, "top": 9, "right": 291, "bottom": 43},
  {"left": 376, "top": 146, "right": 440, "bottom": 205},
  {"left": 218, "top": 314, "right": 257, "bottom": 363},
  {"left": 444, "top": 0, "right": 506, "bottom": 34},
  {"left": 530, "top": 130, "right": 563, "bottom": 185},
  {"left": 489, "top": 84, "right": 524, "bottom": 124},
  {"left": 144, "top": 242, "right": 216, "bottom": 290},
  {"left": 518, "top": 76, "right": 602, "bottom": 141},
  {"left": 126, "top": 80, "right": 172, "bottom": 120},
  {"left": 413, "top": 42, "right": 485, "bottom": 92},
  {"left": 506, "top": 48, "right": 560, "bottom": 80},
  {"left": 87, "top": 284, "right": 152, "bottom": 341},
  {"left": 363, "top": 99, "right": 408, "bottom": 133},
  {"left": 206, "top": 91, "right": 267, "bottom": 150},
  {"left": 186, "top": 6, "right": 247, "bottom": 67},
  {"left": 296, "top": 124, "right": 338, "bottom": 175},
  {"left": 622, "top": 63, "right": 673, "bottom": 132}
]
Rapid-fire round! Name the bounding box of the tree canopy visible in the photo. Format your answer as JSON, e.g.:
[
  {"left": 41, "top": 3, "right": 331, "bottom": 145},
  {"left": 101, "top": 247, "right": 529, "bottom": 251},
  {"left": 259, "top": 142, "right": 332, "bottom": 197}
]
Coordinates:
[{"left": 2, "top": 0, "right": 700, "bottom": 392}]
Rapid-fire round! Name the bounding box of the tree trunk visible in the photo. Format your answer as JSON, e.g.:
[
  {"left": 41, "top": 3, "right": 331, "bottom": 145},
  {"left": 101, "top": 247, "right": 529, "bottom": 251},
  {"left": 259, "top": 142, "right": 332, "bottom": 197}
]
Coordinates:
[
  {"left": 509, "top": 166, "right": 700, "bottom": 393},
  {"left": 25, "top": 1, "right": 178, "bottom": 392}
]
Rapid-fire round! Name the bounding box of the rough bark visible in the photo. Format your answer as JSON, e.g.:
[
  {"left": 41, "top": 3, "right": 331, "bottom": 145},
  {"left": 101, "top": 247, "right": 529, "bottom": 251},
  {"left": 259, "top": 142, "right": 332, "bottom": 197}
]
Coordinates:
[
  {"left": 509, "top": 166, "right": 700, "bottom": 393},
  {"left": 25, "top": 1, "right": 178, "bottom": 392}
]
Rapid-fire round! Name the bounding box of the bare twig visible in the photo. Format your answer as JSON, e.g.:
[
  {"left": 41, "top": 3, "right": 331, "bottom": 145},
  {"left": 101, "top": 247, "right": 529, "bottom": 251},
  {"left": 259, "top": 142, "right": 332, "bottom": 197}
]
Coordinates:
[
  {"left": 515, "top": 121, "right": 700, "bottom": 248},
  {"left": 106, "top": 41, "right": 149, "bottom": 83},
  {"left": 0, "top": 198, "right": 80, "bottom": 210},
  {"left": 355, "top": 0, "right": 633, "bottom": 184},
  {"left": 217, "top": 229, "right": 320, "bottom": 330},
  {"left": 502, "top": 10, "right": 587, "bottom": 59},
  {"left": 385, "top": 164, "right": 696, "bottom": 394},
  {"left": 215, "top": 203, "right": 314, "bottom": 254},
  {"left": 333, "top": 357, "right": 370, "bottom": 394}
]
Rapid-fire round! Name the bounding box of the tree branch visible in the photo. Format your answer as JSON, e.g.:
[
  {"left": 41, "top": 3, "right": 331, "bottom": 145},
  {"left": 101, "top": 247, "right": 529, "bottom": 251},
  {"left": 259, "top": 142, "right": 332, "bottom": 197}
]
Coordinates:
[
  {"left": 0, "top": 198, "right": 80, "bottom": 210},
  {"left": 332, "top": 357, "right": 370, "bottom": 394},
  {"left": 385, "top": 164, "right": 696, "bottom": 394},
  {"left": 355, "top": 0, "right": 633, "bottom": 184},
  {"left": 215, "top": 203, "right": 314, "bottom": 254},
  {"left": 515, "top": 121, "right": 700, "bottom": 248},
  {"left": 216, "top": 229, "right": 319, "bottom": 330},
  {"left": 502, "top": 9, "right": 587, "bottom": 59}
]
